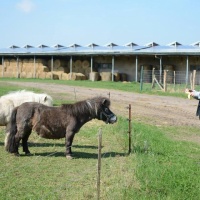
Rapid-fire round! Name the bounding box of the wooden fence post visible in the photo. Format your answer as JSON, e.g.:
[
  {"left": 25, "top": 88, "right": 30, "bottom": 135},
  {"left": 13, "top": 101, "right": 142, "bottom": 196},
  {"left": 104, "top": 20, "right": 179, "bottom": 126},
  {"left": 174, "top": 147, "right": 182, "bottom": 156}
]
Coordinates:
[
  {"left": 151, "top": 68, "right": 155, "bottom": 88},
  {"left": 192, "top": 70, "right": 196, "bottom": 90},
  {"left": 128, "top": 104, "right": 132, "bottom": 154},
  {"left": 97, "top": 128, "right": 102, "bottom": 200},
  {"left": 140, "top": 66, "right": 143, "bottom": 91},
  {"left": 173, "top": 71, "right": 176, "bottom": 88},
  {"left": 163, "top": 70, "right": 168, "bottom": 92}
]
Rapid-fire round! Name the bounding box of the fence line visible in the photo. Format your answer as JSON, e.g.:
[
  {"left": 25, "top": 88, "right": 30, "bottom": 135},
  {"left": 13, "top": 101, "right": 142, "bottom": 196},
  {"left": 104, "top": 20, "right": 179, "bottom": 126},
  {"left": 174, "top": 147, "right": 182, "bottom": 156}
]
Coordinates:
[{"left": 138, "top": 70, "right": 194, "bottom": 85}]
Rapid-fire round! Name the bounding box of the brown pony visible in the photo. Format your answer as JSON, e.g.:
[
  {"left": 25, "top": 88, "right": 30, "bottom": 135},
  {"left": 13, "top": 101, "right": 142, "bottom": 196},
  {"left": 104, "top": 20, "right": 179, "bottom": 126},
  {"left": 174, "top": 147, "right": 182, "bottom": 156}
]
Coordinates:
[{"left": 5, "top": 96, "right": 117, "bottom": 158}]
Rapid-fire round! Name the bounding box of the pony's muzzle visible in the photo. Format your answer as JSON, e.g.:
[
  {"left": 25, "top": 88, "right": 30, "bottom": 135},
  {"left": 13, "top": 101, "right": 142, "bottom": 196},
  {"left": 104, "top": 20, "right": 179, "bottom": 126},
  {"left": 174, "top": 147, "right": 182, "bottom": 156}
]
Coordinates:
[{"left": 109, "top": 115, "right": 117, "bottom": 124}]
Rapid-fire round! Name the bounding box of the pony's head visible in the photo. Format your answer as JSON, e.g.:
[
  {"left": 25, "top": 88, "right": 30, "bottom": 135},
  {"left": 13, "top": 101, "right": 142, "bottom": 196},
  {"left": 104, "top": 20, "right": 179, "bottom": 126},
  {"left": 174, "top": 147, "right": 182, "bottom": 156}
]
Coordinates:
[
  {"left": 39, "top": 94, "right": 53, "bottom": 106},
  {"left": 87, "top": 97, "right": 117, "bottom": 124},
  {"left": 98, "top": 98, "right": 117, "bottom": 124}
]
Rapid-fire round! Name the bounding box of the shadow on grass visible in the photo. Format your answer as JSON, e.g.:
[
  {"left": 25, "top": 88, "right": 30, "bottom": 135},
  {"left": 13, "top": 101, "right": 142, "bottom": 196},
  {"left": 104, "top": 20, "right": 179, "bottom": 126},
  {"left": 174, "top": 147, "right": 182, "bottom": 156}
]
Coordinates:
[
  {"left": 28, "top": 142, "right": 98, "bottom": 149},
  {"left": 20, "top": 151, "right": 125, "bottom": 159},
  {"left": 0, "top": 142, "right": 4, "bottom": 146}
]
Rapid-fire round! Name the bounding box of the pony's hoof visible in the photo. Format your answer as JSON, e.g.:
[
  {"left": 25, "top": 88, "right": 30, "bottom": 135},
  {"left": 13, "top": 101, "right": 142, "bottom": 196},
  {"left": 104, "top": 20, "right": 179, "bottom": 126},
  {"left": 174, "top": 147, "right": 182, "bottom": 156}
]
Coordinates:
[
  {"left": 25, "top": 152, "right": 32, "bottom": 156},
  {"left": 13, "top": 153, "right": 20, "bottom": 157},
  {"left": 66, "top": 155, "right": 73, "bottom": 159}
]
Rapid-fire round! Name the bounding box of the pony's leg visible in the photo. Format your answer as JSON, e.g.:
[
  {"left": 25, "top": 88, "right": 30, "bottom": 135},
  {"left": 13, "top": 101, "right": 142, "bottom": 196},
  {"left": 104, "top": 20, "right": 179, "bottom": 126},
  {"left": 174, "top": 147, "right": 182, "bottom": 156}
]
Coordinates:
[
  {"left": 65, "top": 132, "right": 75, "bottom": 158},
  {"left": 14, "top": 134, "right": 22, "bottom": 156},
  {"left": 22, "top": 133, "right": 31, "bottom": 155}
]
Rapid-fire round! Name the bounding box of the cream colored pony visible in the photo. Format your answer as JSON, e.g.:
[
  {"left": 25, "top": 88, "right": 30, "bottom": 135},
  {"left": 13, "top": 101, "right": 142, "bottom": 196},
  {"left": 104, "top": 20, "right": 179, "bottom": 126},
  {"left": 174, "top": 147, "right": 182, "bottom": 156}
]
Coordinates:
[{"left": 0, "top": 90, "right": 53, "bottom": 126}]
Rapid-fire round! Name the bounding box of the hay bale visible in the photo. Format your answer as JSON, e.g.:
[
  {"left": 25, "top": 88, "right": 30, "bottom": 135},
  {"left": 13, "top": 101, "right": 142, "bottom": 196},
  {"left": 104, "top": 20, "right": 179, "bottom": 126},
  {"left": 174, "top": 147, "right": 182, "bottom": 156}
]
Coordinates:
[
  {"left": 47, "top": 59, "right": 66, "bottom": 69},
  {"left": 37, "top": 65, "right": 49, "bottom": 73},
  {"left": 60, "top": 73, "right": 69, "bottom": 80},
  {"left": 114, "top": 72, "right": 120, "bottom": 81},
  {"left": 100, "top": 72, "right": 112, "bottom": 81},
  {"left": 84, "top": 68, "right": 90, "bottom": 79},
  {"left": 89, "top": 72, "right": 99, "bottom": 81},
  {"left": 53, "top": 59, "right": 61, "bottom": 69},
  {"left": 38, "top": 72, "right": 47, "bottom": 79},
  {"left": 76, "top": 73, "right": 86, "bottom": 80},
  {"left": 67, "top": 72, "right": 86, "bottom": 80},
  {"left": 26, "top": 72, "right": 34, "bottom": 78},
  {"left": 4, "top": 59, "right": 9, "bottom": 67},
  {"left": 45, "top": 72, "right": 59, "bottom": 80},
  {"left": 68, "top": 72, "right": 76, "bottom": 80},
  {"left": 3, "top": 72, "right": 16, "bottom": 78},
  {"left": 82, "top": 60, "right": 90, "bottom": 68},
  {"left": 6, "top": 66, "right": 17, "bottom": 72},
  {"left": 74, "top": 60, "right": 82, "bottom": 68},
  {"left": 51, "top": 71, "right": 63, "bottom": 79},
  {"left": 20, "top": 72, "right": 34, "bottom": 78},
  {"left": 20, "top": 72, "right": 26, "bottom": 78},
  {"left": 53, "top": 67, "right": 65, "bottom": 72},
  {"left": 42, "top": 66, "right": 49, "bottom": 72},
  {"left": 0, "top": 65, "right": 6, "bottom": 72}
]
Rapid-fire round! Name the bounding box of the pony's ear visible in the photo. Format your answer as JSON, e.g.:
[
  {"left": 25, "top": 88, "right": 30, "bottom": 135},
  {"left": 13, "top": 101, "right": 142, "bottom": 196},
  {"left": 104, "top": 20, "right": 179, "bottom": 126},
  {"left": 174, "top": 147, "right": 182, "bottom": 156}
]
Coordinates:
[
  {"left": 102, "top": 98, "right": 109, "bottom": 106},
  {"left": 44, "top": 96, "right": 47, "bottom": 102}
]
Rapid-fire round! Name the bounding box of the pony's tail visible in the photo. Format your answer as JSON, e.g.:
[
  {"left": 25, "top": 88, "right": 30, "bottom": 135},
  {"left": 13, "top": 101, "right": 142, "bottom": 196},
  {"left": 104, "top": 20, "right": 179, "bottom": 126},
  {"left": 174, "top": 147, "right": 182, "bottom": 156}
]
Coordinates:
[{"left": 5, "top": 107, "right": 18, "bottom": 153}]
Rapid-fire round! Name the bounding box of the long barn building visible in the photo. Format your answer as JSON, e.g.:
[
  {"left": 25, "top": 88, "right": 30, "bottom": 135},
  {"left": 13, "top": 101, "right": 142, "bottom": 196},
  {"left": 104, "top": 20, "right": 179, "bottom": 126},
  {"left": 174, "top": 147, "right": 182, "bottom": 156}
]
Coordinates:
[{"left": 0, "top": 41, "right": 200, "bottom": 84}]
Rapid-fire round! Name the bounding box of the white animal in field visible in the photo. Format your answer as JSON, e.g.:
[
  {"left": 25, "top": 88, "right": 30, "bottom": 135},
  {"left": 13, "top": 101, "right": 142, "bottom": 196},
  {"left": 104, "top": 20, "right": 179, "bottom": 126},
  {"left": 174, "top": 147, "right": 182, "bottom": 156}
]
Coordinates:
[{"left": 0, "top": 90, "right": 53, "bottom": 126}]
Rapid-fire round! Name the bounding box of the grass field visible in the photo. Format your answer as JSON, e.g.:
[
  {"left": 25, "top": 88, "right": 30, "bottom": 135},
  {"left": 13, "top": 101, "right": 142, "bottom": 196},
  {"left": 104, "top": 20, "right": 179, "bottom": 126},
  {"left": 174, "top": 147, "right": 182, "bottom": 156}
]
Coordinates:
[{"left": 0, "top": 79, "right": 200, "bottom": 199}]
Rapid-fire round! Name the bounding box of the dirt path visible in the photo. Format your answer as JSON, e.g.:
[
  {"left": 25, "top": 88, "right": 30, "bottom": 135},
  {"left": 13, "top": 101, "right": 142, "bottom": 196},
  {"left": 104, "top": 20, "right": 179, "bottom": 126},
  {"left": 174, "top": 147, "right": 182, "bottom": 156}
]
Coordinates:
[{"left": 4, "top": 81, "right": 200, "bottom": 128}]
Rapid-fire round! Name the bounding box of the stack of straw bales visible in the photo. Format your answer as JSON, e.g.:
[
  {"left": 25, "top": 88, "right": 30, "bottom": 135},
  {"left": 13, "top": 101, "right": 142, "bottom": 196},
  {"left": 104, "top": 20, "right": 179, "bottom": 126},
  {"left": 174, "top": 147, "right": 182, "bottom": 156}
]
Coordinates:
[
  {"left": 71, "top": 59, "right": 90, "bottom": 79},
  {"left": 0, "top": 58, "right": 93, "bottom": 81},
  {"left": 3, "top": 59, "right": 21, "bottom": 78},
  {"left": 1, "top": 58, "right": 50, "bottom": 78},
  {"left": 47, "top": 59, "right": 70, "bottom": 80},
  {"left": 89, "top": 72, "right": 100, "bottom": 81},
  {"left": 23, "top": 58, "right": 49, "bottom": 78},
  {"left": 59, "top": 72, "right": 86, "bottom": 80},
  {"left": 0, "top": 64, "right": 6, "bottom": 77},
  {"left": 100, "top": 72, "right": 112, "bottom": 81}
]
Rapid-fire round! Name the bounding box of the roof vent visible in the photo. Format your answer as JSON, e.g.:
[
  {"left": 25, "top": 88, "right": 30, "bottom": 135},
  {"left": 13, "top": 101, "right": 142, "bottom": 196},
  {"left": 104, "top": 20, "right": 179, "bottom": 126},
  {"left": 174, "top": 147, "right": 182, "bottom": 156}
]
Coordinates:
[
  {"left": 38, "top": 44, "right": 49, "bottom": 48},
  {"left": 23, "top": 45, "right": 34, "bottom": 48},
  {"left": 145, "top": 42, "right": 159, "bottom": 47},
  {"left": 125, "top": 42, "right": 138, "bottom": 48},
  {"left": 191, "top": 41, "right": 200, "bottom": 47},
  {"left": 87, "top": 43, "right": 99, "bottom": 48},
  {"left": 53, "top": 44, "right": 65, "bottom": 48},
  {"left": 68, "top": 43, "right": 81, "bottom": 48},
  {"left": 105, "top": 43, "right": 118, "bottom": 48},
  {"left": 167, "top": 41, "right": 182, "bottom": 47},
  {"left": 9, "top": 45, "right": 20, "bottom": 49}
]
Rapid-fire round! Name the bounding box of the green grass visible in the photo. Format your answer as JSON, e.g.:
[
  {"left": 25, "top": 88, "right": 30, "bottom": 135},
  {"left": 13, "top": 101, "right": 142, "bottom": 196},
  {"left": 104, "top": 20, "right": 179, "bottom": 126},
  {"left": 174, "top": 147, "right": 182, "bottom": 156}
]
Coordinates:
[
  {"left": 0, "top": 79, "right": 200, "bottom": 199},
  {"left": 130, "top": 124, "right": 200, "bottom": 200},
  {"left": 0, "top": 120, "right": 199, "bottom": 199}
]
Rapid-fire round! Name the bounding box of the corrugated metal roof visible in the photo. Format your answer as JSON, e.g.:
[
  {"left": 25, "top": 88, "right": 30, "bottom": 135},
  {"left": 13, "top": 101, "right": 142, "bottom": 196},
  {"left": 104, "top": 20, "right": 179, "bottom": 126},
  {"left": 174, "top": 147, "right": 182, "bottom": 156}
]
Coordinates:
[{"left": 0, "top": 42, "right": 200, "bottom": 56}]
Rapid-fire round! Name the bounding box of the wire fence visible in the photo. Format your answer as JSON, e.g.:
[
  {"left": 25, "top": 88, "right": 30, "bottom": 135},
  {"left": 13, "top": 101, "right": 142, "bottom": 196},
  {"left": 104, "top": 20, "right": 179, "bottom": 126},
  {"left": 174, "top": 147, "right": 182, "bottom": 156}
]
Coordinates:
[{"left": 139, "top": 70, "right": 200, "bottom": 84}]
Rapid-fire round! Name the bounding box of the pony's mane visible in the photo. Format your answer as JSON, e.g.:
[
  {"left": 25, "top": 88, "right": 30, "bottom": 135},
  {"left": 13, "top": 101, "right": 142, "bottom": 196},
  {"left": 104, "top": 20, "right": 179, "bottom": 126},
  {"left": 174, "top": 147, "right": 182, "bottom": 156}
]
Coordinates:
[{"left": 61, "top": 97, "right": 110, "bottom": 116}]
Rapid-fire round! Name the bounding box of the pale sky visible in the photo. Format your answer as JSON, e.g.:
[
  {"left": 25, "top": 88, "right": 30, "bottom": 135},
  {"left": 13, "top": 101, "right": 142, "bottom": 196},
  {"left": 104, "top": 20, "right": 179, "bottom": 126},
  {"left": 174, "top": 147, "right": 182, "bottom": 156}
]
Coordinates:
[{"left": 0, "top": 0, "right": 200, "bottom": 47}]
